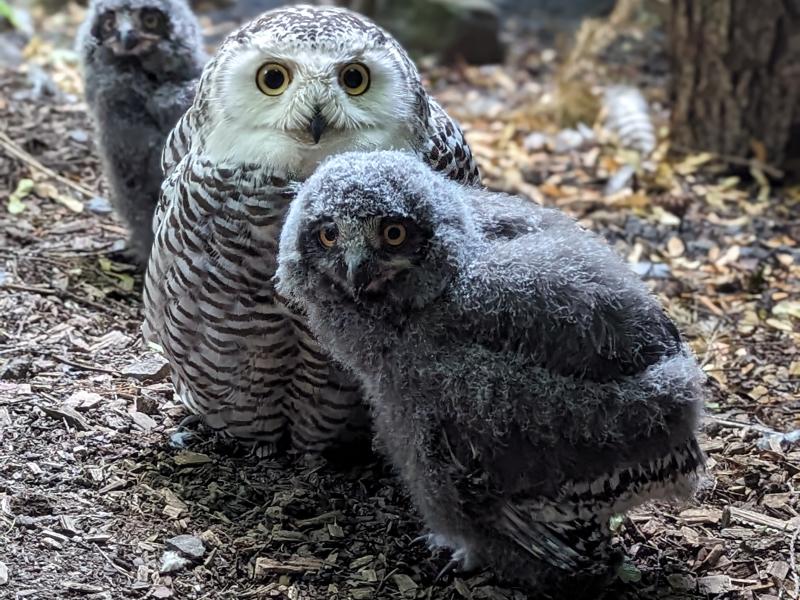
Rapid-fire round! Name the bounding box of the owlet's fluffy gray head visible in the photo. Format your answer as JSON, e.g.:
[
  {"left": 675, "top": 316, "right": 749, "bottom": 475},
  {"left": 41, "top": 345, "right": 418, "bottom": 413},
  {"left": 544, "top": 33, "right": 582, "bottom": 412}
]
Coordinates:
[
  {"left": 277, "top": 150, "right": 475, "bottom": 314},
  {"left": 78, "top": 0, "right": 203, "bottom": 76},
  {"left": 188, "top": 5, "right": 430, "bottom": 176}
]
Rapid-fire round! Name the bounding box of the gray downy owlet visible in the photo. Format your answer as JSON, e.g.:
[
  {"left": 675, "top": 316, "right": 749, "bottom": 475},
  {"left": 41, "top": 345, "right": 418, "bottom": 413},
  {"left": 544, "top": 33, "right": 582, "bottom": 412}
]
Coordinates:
[
  {"left": 275, "top": 150, "right": 706, "bottom": 595},
  {"left": 76, "top": 0, "right": 205, "bottom": 265},
  {"left": 142, "top": 5, "right": 480, "bottom": 455}
]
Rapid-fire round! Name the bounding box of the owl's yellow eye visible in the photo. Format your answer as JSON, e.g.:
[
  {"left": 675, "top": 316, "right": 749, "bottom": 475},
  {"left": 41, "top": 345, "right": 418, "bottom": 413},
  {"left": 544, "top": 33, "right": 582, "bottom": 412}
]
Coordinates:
[
  {"left": 382, "top": 223, "right": 406, "bottom": 247},
  {"left": 256, "top": 63, "right": 291, "bottom": 96},
  {"left": 339, "top": 63, "right": 370, "bottom": 96},
  {"left": 318, "top": 224, "right": 338, "bottom": 248}
]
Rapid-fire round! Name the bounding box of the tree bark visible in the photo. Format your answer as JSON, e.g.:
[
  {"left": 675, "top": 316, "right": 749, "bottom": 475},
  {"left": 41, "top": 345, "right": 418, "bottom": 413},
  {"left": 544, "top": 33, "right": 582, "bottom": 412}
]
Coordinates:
[{"left": 669, "top": 0, "right": 800, "bottom": 176}]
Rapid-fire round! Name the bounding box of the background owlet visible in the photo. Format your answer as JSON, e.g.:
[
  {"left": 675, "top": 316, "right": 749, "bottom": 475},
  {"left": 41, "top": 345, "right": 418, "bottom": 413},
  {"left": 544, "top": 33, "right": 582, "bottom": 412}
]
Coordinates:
[
  {"left": 77, "top": 0, "right": 205, "bottom": 264},
  {"left": 275, "top": 150, "right": 706, "bottom": 595},
  {"left": 143, "top": 5, "right": 480, "bottom": 455}
]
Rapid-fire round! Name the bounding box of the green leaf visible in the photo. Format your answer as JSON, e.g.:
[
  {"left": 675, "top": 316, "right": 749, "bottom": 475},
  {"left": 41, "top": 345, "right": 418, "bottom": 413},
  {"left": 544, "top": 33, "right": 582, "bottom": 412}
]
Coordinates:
[
  {"left": 8, "top": 178, "right": 33, "bottom": 214},
  {"left": 0, "top": 1, "right": 20, "bottom": 29},
  {"left": 97, "top": 257, "right": 135, "bottom": 291},
  {"left": 608, "top": 514, "right": 625, "bottom": 533},
  {"left": 617, "top": 561, "right": 642, "bottom": 584}
]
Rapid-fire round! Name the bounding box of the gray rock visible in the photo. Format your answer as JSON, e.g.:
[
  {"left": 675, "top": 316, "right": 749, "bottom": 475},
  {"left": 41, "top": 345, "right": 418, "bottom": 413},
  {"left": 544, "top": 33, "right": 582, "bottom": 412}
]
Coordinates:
[
  {"left": 329, "top": 0, "right": 505, "bottom": 64},
  {"left": 523, "top": 132, "right": 548, "bottom": 152},
  {"left": 166, "top": 534, "right": 205, "bottom": 560},
  {"left": 87, "top": 197, "right": 112, "bottom": 215},
  {"left": 552, "top": 128, "right": 585, "bottom": 153},
  {"left": 69, "top": 130, "right": 90, "bottom": 144},
  {"left": 122, "top": 354, "right": 170, "bottom": 382},
  {"left": 630, "top": 262, "right": 671, "bottom": 279}
]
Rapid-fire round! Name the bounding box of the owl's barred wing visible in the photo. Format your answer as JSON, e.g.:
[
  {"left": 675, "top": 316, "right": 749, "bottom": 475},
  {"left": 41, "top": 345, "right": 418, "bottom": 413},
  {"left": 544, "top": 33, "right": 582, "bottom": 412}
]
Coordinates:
[
  {"left": 153, "top": 107, "right": 196, "bottom": 234},
  {"left": 494, "top": 437, "right": 704, "bottom": 570},
  {"left": 161, "top": 109, "right": 195, "bottom": 179},
  {"left": 422, "top": 99, "right": 480, "bottom": 185},
  {"left": 442, "top": 413, "right": 703, "bottom": 571}
]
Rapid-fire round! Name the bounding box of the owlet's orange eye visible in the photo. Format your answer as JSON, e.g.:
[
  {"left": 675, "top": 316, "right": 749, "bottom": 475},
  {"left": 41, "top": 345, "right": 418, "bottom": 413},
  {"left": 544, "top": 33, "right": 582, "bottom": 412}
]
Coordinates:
[
  {"left": 382, "top": 223, "right": 406, "bottom": 247},
  {"left": 318, "top": 224, "right": 338, "bottom": 248}
]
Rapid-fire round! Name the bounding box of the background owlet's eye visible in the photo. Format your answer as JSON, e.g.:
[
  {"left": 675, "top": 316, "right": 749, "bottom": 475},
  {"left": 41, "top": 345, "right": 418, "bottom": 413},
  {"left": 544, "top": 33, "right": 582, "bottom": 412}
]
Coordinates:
[
  {"left": 382, "top": 222, "right": 406, "bottom": 247},
  {"left": 100, "top": 12, "right": 116, "bottom": 34},
  {"left": 256, "top": 63, "right": 291, "bottom": 96},
  {"left": 339, "top": 63, "right": 370, "bottom": 96},
  {"left": 318, "top": 223, "right": 338, "bottom": 248},
  {"left": 140, "top": 9, "right": 165, "bottom": 32}
]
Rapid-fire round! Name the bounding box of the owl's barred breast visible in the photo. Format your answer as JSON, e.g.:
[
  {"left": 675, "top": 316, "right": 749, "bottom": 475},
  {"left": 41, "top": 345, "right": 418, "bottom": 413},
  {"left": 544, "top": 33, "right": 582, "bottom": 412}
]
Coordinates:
[{"left": 144, "top": 156, "right": 366, "bottom": 452}]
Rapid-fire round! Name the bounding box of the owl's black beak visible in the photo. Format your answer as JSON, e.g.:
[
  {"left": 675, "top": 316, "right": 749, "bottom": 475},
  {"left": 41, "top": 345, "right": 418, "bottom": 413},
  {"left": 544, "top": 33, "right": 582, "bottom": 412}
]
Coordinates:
[{"left": 309, "top": 111, "right": 327, "bottom": 144}]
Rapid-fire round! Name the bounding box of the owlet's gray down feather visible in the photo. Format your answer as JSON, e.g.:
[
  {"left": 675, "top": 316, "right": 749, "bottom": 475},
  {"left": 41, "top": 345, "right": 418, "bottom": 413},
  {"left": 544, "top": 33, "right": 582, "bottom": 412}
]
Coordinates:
[
  {"left": 77, "top": 0, "right": 205, "bottom": 264},
  {"left": 276, "top": 150, "right": 707, "bottom": 596}
]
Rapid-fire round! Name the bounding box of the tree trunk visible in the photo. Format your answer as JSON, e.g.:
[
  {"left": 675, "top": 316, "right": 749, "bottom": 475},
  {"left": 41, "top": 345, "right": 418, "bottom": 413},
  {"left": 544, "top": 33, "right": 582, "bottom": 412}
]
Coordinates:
[{"left": 669, "top": 0, "right": 800, "bottom": 176}]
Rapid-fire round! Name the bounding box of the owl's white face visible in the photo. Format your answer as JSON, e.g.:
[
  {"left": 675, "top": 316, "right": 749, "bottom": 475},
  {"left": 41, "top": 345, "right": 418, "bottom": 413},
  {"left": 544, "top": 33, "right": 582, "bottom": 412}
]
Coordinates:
[{"left": 203, "top": 36, "right": 420, "bottom": 179}]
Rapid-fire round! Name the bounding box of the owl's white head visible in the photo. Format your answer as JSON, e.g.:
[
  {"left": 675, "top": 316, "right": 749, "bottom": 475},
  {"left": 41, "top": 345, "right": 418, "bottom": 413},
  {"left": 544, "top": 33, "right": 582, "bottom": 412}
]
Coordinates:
[{"left": 195, "top": 6, "right": 428, "bottom": 178}]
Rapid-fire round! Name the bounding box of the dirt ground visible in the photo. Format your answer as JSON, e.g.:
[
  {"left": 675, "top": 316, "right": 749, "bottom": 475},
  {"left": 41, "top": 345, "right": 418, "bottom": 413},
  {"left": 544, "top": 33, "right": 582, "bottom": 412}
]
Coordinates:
[{"left": 1, "top": 4, "right": 799, "bottom": 600}]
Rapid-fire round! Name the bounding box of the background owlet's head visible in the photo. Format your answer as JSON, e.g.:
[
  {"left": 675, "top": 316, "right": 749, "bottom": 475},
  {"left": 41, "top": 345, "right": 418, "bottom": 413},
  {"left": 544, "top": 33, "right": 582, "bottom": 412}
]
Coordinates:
[
  {"left": 276, "top": 150, "right": 473, "bottom": 315},
  {"left": 193, "top": 5, "right": 430, "bottom": 177},
  {"left": 80, "top": 0, "right": 202, "bottom": 74}
]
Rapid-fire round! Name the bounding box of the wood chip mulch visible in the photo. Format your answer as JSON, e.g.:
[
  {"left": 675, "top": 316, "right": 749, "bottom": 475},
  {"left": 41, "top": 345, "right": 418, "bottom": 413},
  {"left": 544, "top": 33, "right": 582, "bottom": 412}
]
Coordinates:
[{"left": 1, "top": 5, "right": 798, "bottom": 600}]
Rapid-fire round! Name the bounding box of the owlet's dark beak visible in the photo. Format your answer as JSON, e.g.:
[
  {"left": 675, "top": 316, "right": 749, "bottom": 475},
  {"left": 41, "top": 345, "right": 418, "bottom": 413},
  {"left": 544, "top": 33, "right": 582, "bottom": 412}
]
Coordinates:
[
  {"left": 121, "top": 30, "right": 140, "bottom": 51},
  {"left": 309, "top": 111, "right": 327, "bottom": 144}
]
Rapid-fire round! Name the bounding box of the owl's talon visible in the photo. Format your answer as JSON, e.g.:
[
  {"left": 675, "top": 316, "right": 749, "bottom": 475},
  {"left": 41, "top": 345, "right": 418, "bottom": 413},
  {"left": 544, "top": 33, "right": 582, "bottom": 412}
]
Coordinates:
[
  {"left": 411, "top": 534, "right": 431, "bottom": 546},
  {"left": 435, "top": 558, "right": 460, "bottom": 582},
  {"left": 435, "top": 547, "right": 477, "bottom": 581},
  {"left": 177, "top": 414, "right": 202, "bottom": 430}
]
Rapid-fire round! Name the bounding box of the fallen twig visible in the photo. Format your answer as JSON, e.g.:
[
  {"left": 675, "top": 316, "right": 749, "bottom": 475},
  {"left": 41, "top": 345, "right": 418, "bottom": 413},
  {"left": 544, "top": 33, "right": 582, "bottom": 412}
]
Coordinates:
[
  {"left": 671, "top": 143, "right": 785, "bottom": 179},
  {"left": 93, "top": 543, "right": 133, "bottom": 580},
  {"left": 790, "top": 524, "right": 800, "bottom": 600},
  {"left": 723, "top": 506, "right": 798, "bottom": 537},
  {"left": 0, "top": 282, "right": 122, "bottom": 315},
  {"left": 0, "top": 131, "right": 96, "bottom": 198},
  {"left": 705, "top": 415, "right": 780, "bottom": 436},
  {"left": 50, "top": 354, "right": 119, "bottom": 376}
]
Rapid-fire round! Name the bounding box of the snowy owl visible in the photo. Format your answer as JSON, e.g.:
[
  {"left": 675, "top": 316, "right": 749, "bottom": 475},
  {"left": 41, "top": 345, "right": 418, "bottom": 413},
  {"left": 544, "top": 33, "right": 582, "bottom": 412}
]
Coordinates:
[{"left": 143, "top": 5, "right": 480, "bottom": 455}]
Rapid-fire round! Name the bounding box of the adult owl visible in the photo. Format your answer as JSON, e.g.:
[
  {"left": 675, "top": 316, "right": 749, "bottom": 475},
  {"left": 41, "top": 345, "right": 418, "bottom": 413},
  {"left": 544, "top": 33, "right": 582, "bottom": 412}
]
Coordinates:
[
  {"left": 143, "top": 5, "right": 480, "bottom": 455},
  {"left": 276, "top": 151, "right": 706, "bottom": 594}
]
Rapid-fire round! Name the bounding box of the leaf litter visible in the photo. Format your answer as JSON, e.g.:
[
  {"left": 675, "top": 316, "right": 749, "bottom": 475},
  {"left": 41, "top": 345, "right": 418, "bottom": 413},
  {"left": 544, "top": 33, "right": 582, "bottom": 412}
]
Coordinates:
[{"left": 0, "top": 3, "right": 798, "bottom": 600}]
